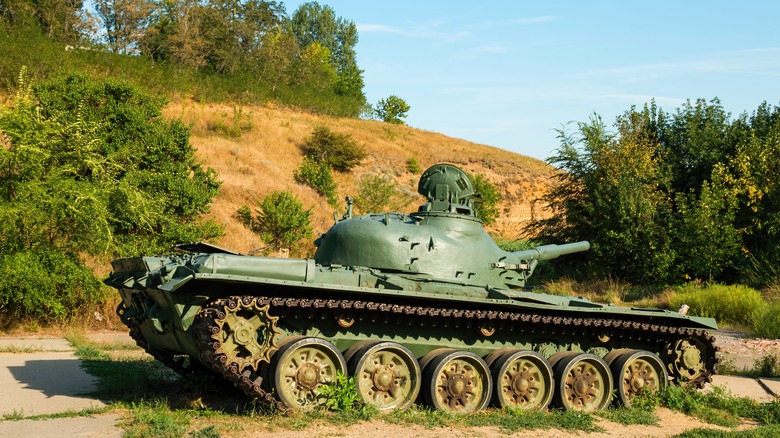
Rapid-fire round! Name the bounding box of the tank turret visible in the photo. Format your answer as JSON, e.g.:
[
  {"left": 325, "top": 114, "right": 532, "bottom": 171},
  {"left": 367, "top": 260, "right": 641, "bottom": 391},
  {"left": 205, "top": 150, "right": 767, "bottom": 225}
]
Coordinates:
[
  {"left": 314, "top": 163, "right": 588, "bottom": 289},
  {"left": 106, "top": 163, "right": 719, "bottom": 415}
]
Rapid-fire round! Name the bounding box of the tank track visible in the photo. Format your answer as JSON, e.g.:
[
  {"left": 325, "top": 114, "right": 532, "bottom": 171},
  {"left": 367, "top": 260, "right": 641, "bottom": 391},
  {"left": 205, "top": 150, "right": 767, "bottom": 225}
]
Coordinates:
[
  {"left": 122, "top": 295, "right": 720, "bottom": 412},
  {"left": 186, "top": 295, "right": 719, "bottom": 408}
]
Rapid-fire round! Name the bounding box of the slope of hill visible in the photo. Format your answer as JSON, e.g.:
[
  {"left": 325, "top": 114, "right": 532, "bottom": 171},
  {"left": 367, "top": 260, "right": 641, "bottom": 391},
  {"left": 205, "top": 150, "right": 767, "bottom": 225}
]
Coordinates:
[{"left": 167, "top": 100, "right": 558, "bottom": 255}]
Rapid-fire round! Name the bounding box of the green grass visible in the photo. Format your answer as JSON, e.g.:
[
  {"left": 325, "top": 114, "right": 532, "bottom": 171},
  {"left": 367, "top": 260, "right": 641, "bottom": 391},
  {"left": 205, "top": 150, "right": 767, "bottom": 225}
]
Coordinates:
[
  {"left": 381, "top": 406, "right": 602, "bottom": 434},
  {"left": 2, "top": 406, "right": 113, "bottom": 422},
  {"left": 0, "top": 345, "right": 48, "bottom": 353},
  {"left": 677, "top": 425, "right": 780, "bottom": 437},
  {"left": 65, "top": 333, "right": 780, "bottom": 436}
]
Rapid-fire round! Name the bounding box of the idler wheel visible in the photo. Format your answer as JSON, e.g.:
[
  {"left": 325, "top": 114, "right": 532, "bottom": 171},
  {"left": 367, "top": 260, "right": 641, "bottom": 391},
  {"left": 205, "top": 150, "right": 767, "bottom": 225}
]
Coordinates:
[
  {"left": 348, "top": 341, "right": 421, "bottom": 411},
  {"left": 422, "top": 349, "right": 492, "bottom": 413},
  {"left": 609, "top": 350, "right": 668, "bottom": 407},
  {"left": 270, "top": 337, "right": 347, "bottom": 411},
  {"left": 488, "top": 350, "right": 553, "bottom": 410},
  {"left": 551, "top": 352, "right": 613, "bottom": 412}
]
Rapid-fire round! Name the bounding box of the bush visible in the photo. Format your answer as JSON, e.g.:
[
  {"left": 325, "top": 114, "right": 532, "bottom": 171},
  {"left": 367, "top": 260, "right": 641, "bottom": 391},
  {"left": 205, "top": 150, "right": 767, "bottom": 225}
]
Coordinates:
[
  {"left": 470, "top": 173, "right": 501, "bottom": 225},
  {"left": 406, "top": 157, "right": 421, "bottom": 174},
  {"left": 0, "top": 72, "right": 222, "bottom": 257},
  {"left": 0, "top": 250, "right": 106, "bottom": 325},
  {"left": 354, "top": 174, "right": 400, "bottom": 214},
  {"left": 300, "top": 126, "right": 366, "bottom": 172},
  {"left": 238, "top": 191, "right": 313, "bottom": 254},
  {"left": 293, "top": 158, "right": 339, "bottom": 206},
  {"left": 669, "top": 283, "right": 764, "bottom": 326}
]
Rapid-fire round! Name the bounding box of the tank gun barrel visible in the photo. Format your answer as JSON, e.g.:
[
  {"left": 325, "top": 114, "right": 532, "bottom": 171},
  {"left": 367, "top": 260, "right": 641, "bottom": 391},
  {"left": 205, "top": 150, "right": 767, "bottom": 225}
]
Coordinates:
[{"left": 512, "top": 241, "right": 590, "bottom": 261}]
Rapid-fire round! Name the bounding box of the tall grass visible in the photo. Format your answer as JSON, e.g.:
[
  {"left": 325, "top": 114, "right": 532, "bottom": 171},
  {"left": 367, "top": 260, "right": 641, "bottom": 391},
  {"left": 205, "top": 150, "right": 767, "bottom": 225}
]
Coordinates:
[
  {"left": 669, "top": 283, "right": 764, "bottom": 326},
  {"left": 751, "top": 301, "right": 780, "bottom": 339}
]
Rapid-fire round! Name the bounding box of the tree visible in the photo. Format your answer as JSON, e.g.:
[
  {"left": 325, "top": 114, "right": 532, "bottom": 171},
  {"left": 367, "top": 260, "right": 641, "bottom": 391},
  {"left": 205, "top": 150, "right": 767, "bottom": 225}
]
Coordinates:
[
  {"left": 238, "top": 191, "right": 313, "bottom": 254},
  {"left": 531, "top": 109, "right": 675, "bottom": 283},
  {"left": 94, "top": 0, "right": 155, "bottom": 54},
  {"left": 290, "top": 2, "right": 365, "bottom": 100},
  {"left": 0, "top": 0, "right": 91, "bottom": 43},
  {"left": 374, "top": 95, "right": 410, "bottom": 124},
  {"left": 672, "top": 168, "right": 740, "bottom": 280}
]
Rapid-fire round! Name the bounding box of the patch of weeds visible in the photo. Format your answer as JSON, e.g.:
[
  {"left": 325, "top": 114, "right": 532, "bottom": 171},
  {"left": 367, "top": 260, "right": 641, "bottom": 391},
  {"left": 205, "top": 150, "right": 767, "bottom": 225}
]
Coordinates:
[
  {"left": 661, "top": 385, "right": 756, "bottom": 428},
  {"left": 381, "top": 405, "right": 455, "bottom": 428},
  {"left": 264, "top": 410, "right": 315, "bottom": 432},
  {"left": 2, "top": 410, "right": 25, "bottom": 420},
  {"left": 755, "top": 400, "right": 780, "bottom": 425},
  {"left": 724, "top": 353, "right": 780, "bottom": 378},
  {"left": 316, "top": 371, "right": 379, "bottom": 425},
  {"left": 207, "top": 105, "right": 253, "bottom": 138},
  {"left": 383, "top": 406, "right": 600, "bottom": 434},
  {"left": 325, "top": 404, "right": 379, "bottom": 426},
  {"left": 597, "top": 406, "right": 659, "bottom": 426},
  {"left": 677, "top": 424, "right": 780, "bottom": 437},
  {"left": 3, "top": 406, "right": 113, "bottom": 422},
  {"left": 471, "top": 408, "right": 601, "bottom": 434},
  {"left": 317, "top": 372, "right": 360, "bottom": 412},
  {"left": 190, "top": 425, "right": 221, "bottom": 438},
  {"left": 122, "top": 400, "right": 191, "bottom": 438},
  {"left": 0, "top": 345, "right": 46, "bottom": 353}
]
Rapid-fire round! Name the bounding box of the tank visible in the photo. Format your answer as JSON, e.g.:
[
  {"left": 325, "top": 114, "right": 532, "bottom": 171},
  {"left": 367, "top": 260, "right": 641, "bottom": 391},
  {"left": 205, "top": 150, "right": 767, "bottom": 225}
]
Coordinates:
[{"left": 105, "top": 163, "right": 719, "bottom": 414}]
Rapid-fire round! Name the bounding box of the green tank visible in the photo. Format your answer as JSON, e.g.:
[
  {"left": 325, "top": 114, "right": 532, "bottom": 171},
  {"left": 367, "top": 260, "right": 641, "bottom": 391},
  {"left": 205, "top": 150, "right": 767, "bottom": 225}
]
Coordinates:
[{"left": 106, "top": 163, "right": 719, "bottom": 414}]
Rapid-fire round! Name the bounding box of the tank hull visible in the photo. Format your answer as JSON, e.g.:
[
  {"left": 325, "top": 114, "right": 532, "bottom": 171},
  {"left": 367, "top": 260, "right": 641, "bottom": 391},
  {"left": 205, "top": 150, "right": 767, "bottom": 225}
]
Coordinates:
[{"left": 108, "top": 251, "right": 719, "bottom": 413}]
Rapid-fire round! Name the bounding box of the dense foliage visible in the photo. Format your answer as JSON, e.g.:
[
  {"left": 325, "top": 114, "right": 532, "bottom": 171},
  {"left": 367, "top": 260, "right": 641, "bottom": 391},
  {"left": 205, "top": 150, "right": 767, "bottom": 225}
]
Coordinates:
[
  {"left": 293, "top": 157, "right": 339, "bottom": 207},
  {"left": 470, "top": 173, "right": 501, "bottom": 226},
  {"left": 374, "top": 95, "right": 410, "bottom": 124},
  {"left": 0, "top": 0, "right": 368, "bottom": 117},
  {"left": 300, "top": 126, "right": 366, "bottom": 172},
  {"left": 531, "top": 99, "right": 780, "bottom": 287},
  {"left": 0, "top": 72, "right": 221, "bottom": 322},
  {"left": 238, "top": 191, "right": 313, "bottom": 255}
]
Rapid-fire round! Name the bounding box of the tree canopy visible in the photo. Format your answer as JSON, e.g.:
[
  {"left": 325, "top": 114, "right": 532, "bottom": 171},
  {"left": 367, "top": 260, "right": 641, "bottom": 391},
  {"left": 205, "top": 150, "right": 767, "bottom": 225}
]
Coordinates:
[{"left": 531, "top": 99, "right": 780, "bottom": 287}]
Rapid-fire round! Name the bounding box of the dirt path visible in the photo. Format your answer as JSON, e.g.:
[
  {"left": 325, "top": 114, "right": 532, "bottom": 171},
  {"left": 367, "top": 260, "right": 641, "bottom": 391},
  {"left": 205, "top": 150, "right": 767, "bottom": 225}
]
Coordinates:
[{"left": 241, "top": 408, "right": 754, "bottom": 438}]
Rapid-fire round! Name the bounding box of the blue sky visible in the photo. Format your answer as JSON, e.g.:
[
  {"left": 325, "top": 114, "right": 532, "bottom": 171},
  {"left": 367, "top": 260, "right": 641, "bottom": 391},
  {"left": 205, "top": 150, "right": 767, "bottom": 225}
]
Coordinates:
[{"left": 284, "top": 1, "right": 780, "bottom": 160}]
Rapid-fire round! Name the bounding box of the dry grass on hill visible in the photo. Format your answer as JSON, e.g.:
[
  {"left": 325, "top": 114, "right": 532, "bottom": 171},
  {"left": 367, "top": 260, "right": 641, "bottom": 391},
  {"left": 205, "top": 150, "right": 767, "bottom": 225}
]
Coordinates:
[{"left": 164, "top": 100, "right": 558, "bottom": 255}]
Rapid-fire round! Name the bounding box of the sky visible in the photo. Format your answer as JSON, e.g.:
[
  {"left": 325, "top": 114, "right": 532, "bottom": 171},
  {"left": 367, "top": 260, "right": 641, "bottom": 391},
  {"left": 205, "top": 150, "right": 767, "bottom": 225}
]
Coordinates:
[{"left": 283, "top": 1, "right": 780, "bottom": 161}]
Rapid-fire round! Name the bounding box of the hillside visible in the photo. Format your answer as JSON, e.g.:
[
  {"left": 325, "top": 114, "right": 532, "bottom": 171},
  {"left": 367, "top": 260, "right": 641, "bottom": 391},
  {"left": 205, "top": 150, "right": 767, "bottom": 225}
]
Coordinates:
[{"left": 167, "top": 100, "right": 559, "bottom": 255}]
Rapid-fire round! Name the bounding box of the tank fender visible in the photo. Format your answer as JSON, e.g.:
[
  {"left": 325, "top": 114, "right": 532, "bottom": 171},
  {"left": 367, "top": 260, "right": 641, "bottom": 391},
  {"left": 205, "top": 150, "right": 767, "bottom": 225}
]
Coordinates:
[{"left": 159, "top": 254, "right": 316, "bottom": 291}]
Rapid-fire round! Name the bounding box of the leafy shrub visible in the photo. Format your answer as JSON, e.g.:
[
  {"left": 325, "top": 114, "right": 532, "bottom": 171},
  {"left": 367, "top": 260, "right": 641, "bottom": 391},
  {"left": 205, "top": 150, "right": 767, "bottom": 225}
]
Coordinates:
[
  {"left": 293, "top": 158, "right": 339, "bottom": 206},
  {"left": 668, "top": 283, "right": 764, "bottom": 326},
  {"left": 238, "top": 191, "right": 313, "bottom": 254},
  {"left": 300, "top": 126, "right": 366, "bottom": 172},
  {"left": 0, "top": 250, "right": 106, "bottom": 325},
  {"left": 318, "top": 372, "right": 361, "bottom": 411},
  {"left": 354, "top": 174, "right": 400, "bottom": 213},
  {"left": 406, "top": 157, "right": 421, "bottom": 174},
  {"left": 470, "top": 173, "right": 501, "bottom": 225},
  {"left": 0, "top": 73, "right": 222, "bottom": 257}
]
